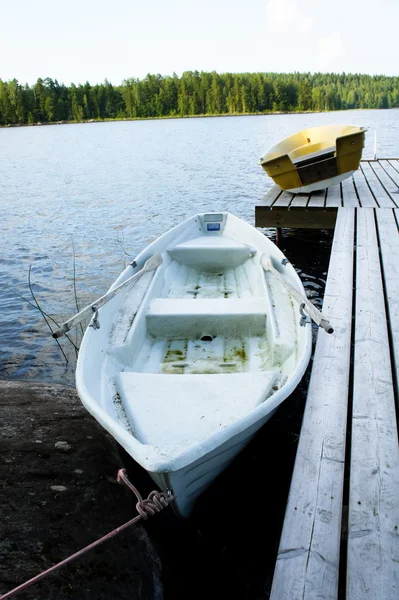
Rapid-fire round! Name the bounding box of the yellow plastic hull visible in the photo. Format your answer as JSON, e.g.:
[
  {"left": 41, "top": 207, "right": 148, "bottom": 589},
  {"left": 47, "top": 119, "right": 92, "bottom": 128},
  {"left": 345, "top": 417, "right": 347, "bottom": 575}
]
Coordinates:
[{"left": 259, "top": 124, "right": 365, "bottom": 193}]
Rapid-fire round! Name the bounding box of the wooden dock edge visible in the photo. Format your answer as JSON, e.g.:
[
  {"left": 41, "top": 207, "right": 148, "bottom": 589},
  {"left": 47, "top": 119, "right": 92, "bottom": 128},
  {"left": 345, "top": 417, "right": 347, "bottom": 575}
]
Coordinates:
[
  {"left": 269, "top": 207, "right": 399, "bottom": 600},
  {"left": 255, "top": 206, "right": 338, "bottom": 229}
]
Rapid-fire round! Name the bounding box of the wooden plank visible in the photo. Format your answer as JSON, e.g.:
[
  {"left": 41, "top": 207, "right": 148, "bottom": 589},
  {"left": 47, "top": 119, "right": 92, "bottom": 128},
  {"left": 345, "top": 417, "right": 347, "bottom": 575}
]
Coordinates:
[
  {"left": 258, "top": 185, "right": 283, "bottom": 207},
  {"left": 274, "top": 191, "right": 295, "bottom": 207},
  {"left": 290, "top": 195, "right": 309, "bottom": 207},
  {"left": 375, "top": 209, "right": 399, "bottom": 406},
  {"left": 387, "top": 160, "right": 399, "bottom": 178},
  {"left": 378, "top": 160, "right": 399, "bottom": 189},
  {"left": 379, "top": 160, "right": 399, "bottom": 196},
  {"left": 255, "top": 207, "right": 337, "bottom": 229},
  {"left": 270, "top": 208, "right": 355, "bottom": 600},
  {"left": 347, "top": 209, "right": 399, "bottom": 600},
  {"left": 361, "top": 163, "right": 396, "bottom": 208},
  {"left": 325, "top": 185, "right": 342, "bottom": 207},
  {"left": 308, "top": 190, "right": 326, "bottom": 208},
  {"left": 370, "top": 162, "right": 399, "bottom": 206},
  {"left": 341, "top": 177, "right": 359, "bottom": 207},
  {"left": 361, "top": 158, "right": 399, "bottom": 162},
  {"left": 352, "top": 169, "right": 378, "bottom": 208}
]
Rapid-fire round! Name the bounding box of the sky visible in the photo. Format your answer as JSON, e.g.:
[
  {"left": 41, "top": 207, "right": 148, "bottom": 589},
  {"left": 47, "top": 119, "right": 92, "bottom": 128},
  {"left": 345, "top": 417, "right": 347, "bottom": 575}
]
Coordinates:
[{"left": 1, "top": 0, "right": 398, "bottom": 86}]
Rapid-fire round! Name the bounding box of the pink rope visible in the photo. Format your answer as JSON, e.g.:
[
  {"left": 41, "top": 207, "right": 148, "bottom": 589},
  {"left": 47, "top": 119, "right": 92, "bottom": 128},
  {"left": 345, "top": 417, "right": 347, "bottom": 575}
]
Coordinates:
[{"left": 0, "top": 469, "right": 173, "bottom": 600}]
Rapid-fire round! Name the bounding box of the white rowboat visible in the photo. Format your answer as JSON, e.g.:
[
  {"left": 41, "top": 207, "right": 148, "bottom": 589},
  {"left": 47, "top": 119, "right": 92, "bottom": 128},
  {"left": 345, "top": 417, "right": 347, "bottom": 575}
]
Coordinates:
[{"left": 75, "top": 213, "right": 313, "bottom": 517}]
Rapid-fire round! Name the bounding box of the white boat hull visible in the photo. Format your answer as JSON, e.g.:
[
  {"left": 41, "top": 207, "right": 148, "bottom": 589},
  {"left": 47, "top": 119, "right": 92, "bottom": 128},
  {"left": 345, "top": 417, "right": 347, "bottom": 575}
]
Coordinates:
[
  {"left": 76, "top": 212, "right": 312, "bottom": 517},
  {"left": 287, "top": 170, "right": 355, "bottom": 194},
  {"left": 151, "top": 407, "right": 278, "bottom": 517}
]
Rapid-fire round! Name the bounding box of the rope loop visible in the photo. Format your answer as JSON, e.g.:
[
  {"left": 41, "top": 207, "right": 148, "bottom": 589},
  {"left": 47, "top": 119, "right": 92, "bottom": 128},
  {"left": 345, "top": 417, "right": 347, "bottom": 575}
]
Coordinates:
[{"left": 136, "top": 491, "right": 171, "bottom": 519}]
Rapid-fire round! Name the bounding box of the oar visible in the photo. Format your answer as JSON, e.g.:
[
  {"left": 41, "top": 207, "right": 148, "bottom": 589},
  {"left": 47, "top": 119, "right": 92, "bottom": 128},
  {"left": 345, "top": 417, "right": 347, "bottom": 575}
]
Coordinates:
[
  {"left": 260, "top": 254, "right": 333, "bottom": 334},
  {"left": 52, "top": 253, "right": 163, "bottom": 339}
]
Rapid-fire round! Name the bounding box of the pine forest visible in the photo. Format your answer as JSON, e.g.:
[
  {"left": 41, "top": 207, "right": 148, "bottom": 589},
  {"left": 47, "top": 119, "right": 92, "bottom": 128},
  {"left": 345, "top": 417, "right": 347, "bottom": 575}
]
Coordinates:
[{"left": 1, "top": 71, "right": 398, "bottom": 125}]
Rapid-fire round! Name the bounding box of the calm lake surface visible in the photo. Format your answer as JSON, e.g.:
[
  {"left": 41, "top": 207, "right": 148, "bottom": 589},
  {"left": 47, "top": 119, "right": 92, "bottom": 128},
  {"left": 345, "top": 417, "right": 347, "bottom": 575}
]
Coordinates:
[{"left": 1, "top": 108, "right": 399, "bottom": 384}]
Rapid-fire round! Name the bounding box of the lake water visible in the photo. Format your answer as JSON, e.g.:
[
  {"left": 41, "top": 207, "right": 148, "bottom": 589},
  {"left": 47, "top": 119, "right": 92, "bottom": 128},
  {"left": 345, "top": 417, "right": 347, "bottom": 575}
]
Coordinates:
[
  {"left": 2, "top": 109, "right": 399, "bottom": 598},
  {"left": 1, "top": 108, "right": 399, "bottom": 385}
]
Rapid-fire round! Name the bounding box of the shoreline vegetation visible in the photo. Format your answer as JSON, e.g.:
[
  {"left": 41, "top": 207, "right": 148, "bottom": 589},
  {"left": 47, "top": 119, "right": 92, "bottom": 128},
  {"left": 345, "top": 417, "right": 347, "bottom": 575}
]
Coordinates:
[{"left": 1, "top": 71, "right": 398, "bottom": 127}]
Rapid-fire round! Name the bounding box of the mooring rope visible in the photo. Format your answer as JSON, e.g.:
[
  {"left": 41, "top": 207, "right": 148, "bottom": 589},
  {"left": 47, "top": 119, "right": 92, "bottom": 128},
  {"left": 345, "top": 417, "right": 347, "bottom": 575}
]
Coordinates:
[{"left": 0, "top": 469, "right": 173, "bottom": 600}]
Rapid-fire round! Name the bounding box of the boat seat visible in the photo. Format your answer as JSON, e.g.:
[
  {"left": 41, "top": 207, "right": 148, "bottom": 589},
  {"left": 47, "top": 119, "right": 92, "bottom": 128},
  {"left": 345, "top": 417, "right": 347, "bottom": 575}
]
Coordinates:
[
  {"left": 116, "top": 371, "right": 278, "bottom": 446},
  {"left": 291, "top": 145, "right": 336, "bottom": 165},
  {"left": 168, "top": 236, "right": 256, "bottom": 271},
  {"left": 146, "top": 297, "right": 267, "bottom": 338}
]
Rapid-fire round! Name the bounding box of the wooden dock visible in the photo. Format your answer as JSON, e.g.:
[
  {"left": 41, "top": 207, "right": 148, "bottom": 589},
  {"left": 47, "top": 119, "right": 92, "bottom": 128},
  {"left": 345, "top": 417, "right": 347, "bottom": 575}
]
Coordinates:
[
  {"left": 267, "top": 195, "right": 399, "bottom": 594},
  {"left": 255, "top": 159, "right": 399, "bottom": 229}
]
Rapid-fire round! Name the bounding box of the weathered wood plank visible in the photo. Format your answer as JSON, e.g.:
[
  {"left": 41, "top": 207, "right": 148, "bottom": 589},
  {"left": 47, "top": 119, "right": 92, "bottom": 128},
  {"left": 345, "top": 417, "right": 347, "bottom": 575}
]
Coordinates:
[
  {"left": 258, "top": 185, "right": 283, "bottom": 207},
  {"left": 341, "top": 177, "right": 359, "bottom": 207},
  {"left": 375, "top": 209, "right": 399, "bottom": 407},
  {"left": 308, "top": 190, "right": 326, "bottom": 208},
  {"left": 270, "top": 208, "right": 355, "bottom": 600},
  {"left": 378, "top": 160, "right": 399, "bottom": 189},
  {"left": 352, "top": 169, "right": 378, "bottom": 207},
  {"left": 274, "top": 191, "right": 295, "bottom": 207},
  {"left": 325, "top": 185, "right": 342, "bottom": 207},
  {"left": 361, "top": 163, "right": 396, "bottom": 208},
  {"left": 370, "top": 162, "right": 399, "bottom": 206},
  {"left": 387, "top": 160, "right": 399, "bottom": 178},
  {"left": 347, "top": 209, "right": 399, "bottom": 600},
  {"left": 290, "top": 195, "right": 309, "bottom": 207},
  {"left": 255, "top": 207, "right": 337, "bottom": 229}
]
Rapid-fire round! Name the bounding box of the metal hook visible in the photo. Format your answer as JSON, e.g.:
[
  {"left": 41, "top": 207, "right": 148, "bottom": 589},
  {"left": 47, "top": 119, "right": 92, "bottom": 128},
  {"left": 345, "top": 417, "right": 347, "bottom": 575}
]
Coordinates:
[
  {"left": 89, "top": 305, "right": 100, "bottom": 330},
  {"left": 299, "top": 303, "right": 311, "bottom": 327}
]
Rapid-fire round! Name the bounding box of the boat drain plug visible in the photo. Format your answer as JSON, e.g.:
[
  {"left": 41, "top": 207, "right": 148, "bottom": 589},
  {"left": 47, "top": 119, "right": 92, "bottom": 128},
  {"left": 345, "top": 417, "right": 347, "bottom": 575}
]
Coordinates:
[{"left": 200, "top": 333, "right": 214, "bottom": 342}]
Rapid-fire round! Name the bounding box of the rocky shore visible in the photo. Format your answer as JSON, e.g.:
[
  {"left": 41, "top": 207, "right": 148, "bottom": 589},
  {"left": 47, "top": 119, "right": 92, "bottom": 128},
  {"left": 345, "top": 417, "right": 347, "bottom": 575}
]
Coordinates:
[{"left": 0, "top": 381, "right": 162, "bottom": 600}]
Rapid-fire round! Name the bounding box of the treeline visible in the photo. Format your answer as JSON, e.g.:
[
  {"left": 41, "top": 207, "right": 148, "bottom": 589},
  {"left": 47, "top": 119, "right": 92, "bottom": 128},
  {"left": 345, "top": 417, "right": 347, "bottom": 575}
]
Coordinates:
[{"left": 1, "top": 71, "right": 399, "bottom": 125}]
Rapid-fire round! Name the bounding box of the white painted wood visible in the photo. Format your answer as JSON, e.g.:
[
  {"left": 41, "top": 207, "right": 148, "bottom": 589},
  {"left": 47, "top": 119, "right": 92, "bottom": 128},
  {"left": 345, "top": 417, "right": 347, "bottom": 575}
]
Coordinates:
[
  {"left": 270, "top": 207, "right": 355, "bottom": 600},
  {"left": 352, "top": 169, "right": 378, "bottom": 207},
  {"left": 347, "top": 209, "right": 399, "bottom": 600},
  {"left": 325, "top": 185, "right": 342, "bottom": 207},
  {"left": 361, "top": 162, "right": 396, "bottom": 208},
  {"left": 258, "top": 185, "right": 283, "bottom": 206},
  {"left": 341, "top": 177, "right": 359, "bottom": 207}
]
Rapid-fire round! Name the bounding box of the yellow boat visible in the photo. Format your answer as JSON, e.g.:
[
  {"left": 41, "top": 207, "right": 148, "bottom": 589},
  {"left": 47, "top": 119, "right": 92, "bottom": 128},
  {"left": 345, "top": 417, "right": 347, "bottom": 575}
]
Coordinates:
[{"left": 259, "top": 124, "right": 366, "bottom": 193}]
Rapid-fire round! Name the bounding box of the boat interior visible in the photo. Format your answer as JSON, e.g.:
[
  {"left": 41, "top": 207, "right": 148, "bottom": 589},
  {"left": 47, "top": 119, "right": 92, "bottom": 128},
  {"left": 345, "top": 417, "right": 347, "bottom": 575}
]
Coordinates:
[{"left": 103, "top": 229, "right": 301, "bottom": 446}]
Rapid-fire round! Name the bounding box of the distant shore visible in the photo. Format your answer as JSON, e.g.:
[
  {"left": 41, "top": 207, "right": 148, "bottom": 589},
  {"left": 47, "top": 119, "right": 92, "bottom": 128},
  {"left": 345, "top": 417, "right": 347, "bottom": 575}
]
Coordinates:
[{"left": 1, "top": 106, "right": 393, "bottom": 129}]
